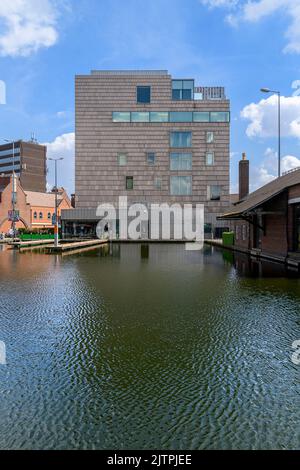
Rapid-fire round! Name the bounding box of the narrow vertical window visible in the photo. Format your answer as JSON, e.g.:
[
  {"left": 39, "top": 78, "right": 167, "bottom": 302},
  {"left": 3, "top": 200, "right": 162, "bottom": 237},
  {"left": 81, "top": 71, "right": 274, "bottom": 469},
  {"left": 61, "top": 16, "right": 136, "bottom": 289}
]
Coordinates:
[{"left": 126, "top": 176, "right": 133, "bottom": 190}]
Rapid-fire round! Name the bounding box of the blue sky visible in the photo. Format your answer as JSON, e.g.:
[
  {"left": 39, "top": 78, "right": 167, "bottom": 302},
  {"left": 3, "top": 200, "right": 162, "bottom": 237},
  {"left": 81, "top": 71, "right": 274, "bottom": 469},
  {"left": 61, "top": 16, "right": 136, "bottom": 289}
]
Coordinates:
[{"left": 0, "top": 0, "right": 300, "bottom": 195}]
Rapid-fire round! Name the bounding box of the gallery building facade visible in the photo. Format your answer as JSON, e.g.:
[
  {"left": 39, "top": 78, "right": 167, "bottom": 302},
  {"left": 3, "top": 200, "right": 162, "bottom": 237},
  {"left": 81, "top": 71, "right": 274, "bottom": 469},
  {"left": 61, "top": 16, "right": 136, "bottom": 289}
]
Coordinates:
[{"left": 62, "top": 70, "right": 230, "bottom": 239}]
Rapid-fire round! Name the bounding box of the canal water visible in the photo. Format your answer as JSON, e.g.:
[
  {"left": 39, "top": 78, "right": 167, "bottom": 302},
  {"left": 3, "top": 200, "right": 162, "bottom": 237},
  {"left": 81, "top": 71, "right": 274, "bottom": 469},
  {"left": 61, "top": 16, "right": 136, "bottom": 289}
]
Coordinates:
[{"left": 0, "top": 243, "right": 299, "bottom": 449}]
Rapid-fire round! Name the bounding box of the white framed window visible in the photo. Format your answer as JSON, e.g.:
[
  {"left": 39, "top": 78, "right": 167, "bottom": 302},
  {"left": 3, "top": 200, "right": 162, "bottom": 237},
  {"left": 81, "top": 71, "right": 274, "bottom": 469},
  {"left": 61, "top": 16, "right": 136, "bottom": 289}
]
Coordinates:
[
  {"left": 170, "top": 153, "right": 192, "bottom": 170},
  {"left": 118, "top": 154, "right": 127, "bottom": 166},
  {"left": 206, "top": 131, "right": 214, "bottom": 143},
  {"left": 206, "top": 152, "right": 214, "bottom": 166}
]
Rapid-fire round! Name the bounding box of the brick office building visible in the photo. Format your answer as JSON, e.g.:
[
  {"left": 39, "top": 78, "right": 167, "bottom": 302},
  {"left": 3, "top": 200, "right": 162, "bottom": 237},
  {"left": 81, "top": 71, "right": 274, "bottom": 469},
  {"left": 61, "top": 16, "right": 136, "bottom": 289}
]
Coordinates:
[
  {"left": 0, "top": 140, "right": 47, "bottom": 193},
  {"left": 220, "top": 165, "right": 300, "bottom": 265},
  {"left": 62, "top": 70, "right": 230, "bottom": 239}
]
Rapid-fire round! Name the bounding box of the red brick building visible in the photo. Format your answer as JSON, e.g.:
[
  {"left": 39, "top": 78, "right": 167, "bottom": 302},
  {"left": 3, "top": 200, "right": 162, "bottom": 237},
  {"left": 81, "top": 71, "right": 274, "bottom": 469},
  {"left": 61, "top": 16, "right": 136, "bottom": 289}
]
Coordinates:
[
  {"left": 220, "top": 167, "right": 300, "bottom": 264},
  {"left": 0, "top": 175, "right": 72, "bottom": 234}
]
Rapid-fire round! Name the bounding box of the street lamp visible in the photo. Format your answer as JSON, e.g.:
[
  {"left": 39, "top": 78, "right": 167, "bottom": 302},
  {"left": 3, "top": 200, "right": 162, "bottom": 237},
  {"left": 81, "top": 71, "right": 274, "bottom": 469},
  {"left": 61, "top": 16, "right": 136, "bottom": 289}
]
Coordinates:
[
  {"left": 48, "top": 157, "right": 63, "bottom": 247},
  {"left": 2, "top": 138, "right": 16, "bottom": 240},
  {"left": 260, "top": 87, "right": 281, "bottom": 177}
]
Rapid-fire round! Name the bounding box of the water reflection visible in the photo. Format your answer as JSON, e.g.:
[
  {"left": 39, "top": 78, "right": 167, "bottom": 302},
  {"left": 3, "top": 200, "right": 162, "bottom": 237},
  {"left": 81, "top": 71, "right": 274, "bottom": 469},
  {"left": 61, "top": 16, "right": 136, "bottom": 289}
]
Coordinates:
[{"left": 0, "top": 243, "right": 299, "bottom": 450}]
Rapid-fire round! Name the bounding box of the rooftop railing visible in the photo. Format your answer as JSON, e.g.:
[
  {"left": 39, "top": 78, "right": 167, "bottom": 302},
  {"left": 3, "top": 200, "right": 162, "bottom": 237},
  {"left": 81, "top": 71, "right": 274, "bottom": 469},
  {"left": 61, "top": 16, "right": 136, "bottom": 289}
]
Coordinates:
[{"left": 194, "top": 87, "right": 226, "bottom": 100}]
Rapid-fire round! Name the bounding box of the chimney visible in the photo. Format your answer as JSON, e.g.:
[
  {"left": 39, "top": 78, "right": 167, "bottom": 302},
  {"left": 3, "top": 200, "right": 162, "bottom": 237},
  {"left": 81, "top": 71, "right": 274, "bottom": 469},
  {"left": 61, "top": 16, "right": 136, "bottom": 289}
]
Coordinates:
[
  {"left": 71, "top": 193, "right": 75, "bottom": 208},
  {"left": 239, "top": 152, "right": 249, "bottom": 200}
]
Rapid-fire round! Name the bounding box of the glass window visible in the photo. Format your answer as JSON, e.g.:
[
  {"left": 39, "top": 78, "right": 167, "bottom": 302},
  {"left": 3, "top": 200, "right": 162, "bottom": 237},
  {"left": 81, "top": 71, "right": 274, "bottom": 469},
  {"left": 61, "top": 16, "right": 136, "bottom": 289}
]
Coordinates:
[
  {"left": 39, "top": 212, "right": 43, "bottom": 219},
  {"left": 146, "top": 152, "right": 155, "bottom": 165},
  {"left": 131, "top": 112, "right": 150, "bottom": 122},
  {"left": 210, "top": 112, "right": 230, "bottom": 122},
  {"left": 150, "top": 111, "right": 169, "bottom": 122},
  {"left": 47, "top": 212, "right": 51, "bottom": 220},
  {"left": 170, "top": 176, "right": 192, "bottom": 195},
  {"left": 208, "top": 185, "right": 221, "bottom": 200},
  {"left": 154, "top": 177, "right": 162, "bottom": 190},
  {"left": 170, "top": 153, "right": 192, "bottom": 170},
  {"left": 126, "top": 176, "right": 133, "bottom": 190},
  {"left": 193, "top": 112, "right": 210, "bottom": 122},
  {"left": 206, "top": 131, "right": 214, "bottom": 143},
  {"left": 33, "top": 211, "right": 37, "bottom": 219},
  {"left": 169, "top": 112, "right": 193, "bottom": 122},
  {"left": 206, "top": 152, "right": 214, "bottom": 166},
  {"left": 137, "top": 86, "right": 151, "bottom": 104},
  {"left": 172, "top": 80, "right": 194, "bottom": 100},
  {"left": 112, "top": 112, "right": 130, "bottom": 122},
  {"left": 170, "top": 131, "right": 192, "bottom": 148},
  {"left": 118, "top": 154, "right": 127, "bottom": 166}
]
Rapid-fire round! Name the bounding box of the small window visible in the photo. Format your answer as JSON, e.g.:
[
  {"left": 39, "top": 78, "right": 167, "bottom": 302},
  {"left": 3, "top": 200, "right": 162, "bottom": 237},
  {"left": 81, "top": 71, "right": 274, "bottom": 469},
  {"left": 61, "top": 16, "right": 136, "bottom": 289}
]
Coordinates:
[
  {"left": 39, "top": 212, "right": 43, "bottom": 219},
  {"left": 137, "top": 86, "right": 151, "bottom": 104},
  {"left": 150, "top": 112, "right": 169, "bottom": 122},
  {"left": 170, "top": 153, "right": 192, "bottom": 170},
  {"left": 169, "top": 112, "right": 193, "bottom": 123},
  {"left": 131, "top": 112, "right": 150, "bottom": 122},
  {"left": 193, "top": 112, "right": 210, "bottom": 122},
  {"left": 118, "top": 154, "right": 127, "bottom": 166},
  {"left": 210, "top": 112, "right": 230, "bottom": 122},
  {"left": 206, "top": 152, "right": 214, "bottom": 166},
  {"left": 208, "top": 185, "right": 221, "bottom": 201},
  {"left": 206, "top": 131, "right": 214, "bottom": 143},
  {"left": 170, "top": 176, "right": 192, "bottom": 195},
  {"left": 172, "top": 80, "right": 194, "bottom": 100},
  {"left": 33, "top": 211, "right": 37, "bottom": 219},
  {"left": 126, "top": 176, "right": 133, "bottom": 190},
  {"left": 154, "top": 177, "right": 162, "bottom": 190},
  {"left": 47, "top": 212, "right": 51, "bottom": 220},
  {"left": 146, "top": 152, "right": 155, "bottom": 165},
  {"left": 112, "top": 112, "right": 130, "bottom": 122},
  {"left": 170, "top": 131, "right": 192, "bottom": 148}
]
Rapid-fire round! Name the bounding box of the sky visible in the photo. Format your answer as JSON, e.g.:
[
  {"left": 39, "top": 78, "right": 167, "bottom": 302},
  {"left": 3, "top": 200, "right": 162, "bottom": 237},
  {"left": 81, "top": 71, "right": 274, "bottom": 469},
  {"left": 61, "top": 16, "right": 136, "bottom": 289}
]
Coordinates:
[{"left": 0, "top": 0, "right": 300, "bottom": 195}]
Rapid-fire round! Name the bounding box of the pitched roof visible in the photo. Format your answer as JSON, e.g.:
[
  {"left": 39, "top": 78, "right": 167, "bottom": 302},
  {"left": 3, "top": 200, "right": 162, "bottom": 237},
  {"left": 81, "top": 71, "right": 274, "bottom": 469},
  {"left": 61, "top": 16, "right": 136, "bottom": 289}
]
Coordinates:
[
  {"left": 25, "top": 191, "right": 63, "bottom": 208},
  {"left": 220, "top": 168, "right": 300, "bottom": 219}
]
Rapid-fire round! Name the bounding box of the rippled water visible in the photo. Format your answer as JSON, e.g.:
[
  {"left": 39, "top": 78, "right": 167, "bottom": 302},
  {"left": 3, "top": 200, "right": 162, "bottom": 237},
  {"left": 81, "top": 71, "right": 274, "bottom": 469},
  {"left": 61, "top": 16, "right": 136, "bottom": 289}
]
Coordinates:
[{"left": 0, "top": 243, "right": 299, "bottom": 450}]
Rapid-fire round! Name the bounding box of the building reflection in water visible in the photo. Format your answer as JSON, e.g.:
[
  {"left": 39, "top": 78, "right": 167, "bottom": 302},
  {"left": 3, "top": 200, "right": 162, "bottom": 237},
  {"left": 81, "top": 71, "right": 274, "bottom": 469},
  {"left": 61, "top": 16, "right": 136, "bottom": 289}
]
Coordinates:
[{"left": 222, "top": 248, "right": 299, "bottom": 278}]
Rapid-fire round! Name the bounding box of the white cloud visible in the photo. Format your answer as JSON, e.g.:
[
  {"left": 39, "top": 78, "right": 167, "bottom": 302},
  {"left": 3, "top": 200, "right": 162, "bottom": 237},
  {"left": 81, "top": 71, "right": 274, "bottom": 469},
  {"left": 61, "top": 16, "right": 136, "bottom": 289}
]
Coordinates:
[
  {"left": 241, "top": 94, "right": 300, "bottom": 139},
  {"left": 250, "top": 147, "right": 300, "bottom": 190},
  {"left": 200, "top": 0, "right": 300, "bottom": 54},
  {"left": 0, "top": 0, "right": 64, "bottom": 57},
  {"left": 43, "top": 132, "right": 75, "bottom": 194}
]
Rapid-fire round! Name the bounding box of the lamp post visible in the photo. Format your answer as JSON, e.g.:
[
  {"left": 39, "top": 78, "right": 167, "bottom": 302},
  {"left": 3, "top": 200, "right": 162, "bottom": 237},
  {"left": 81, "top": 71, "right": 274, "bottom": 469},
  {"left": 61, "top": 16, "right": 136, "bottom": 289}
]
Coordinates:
[
  {"left": 2, "top": 139, "right": 16, "bottom": 240},
  {"left": 260, "top": 88, "right": 281, "bottom": 177},
  {"left": 48, "top": 157, "right": 63, "bottom": 247}
]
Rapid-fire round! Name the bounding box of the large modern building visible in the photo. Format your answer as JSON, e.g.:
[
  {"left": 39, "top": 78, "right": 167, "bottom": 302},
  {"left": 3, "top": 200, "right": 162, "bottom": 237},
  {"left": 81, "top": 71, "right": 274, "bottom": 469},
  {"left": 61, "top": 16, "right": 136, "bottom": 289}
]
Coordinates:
[
  {"left": 0, "top": 140, "right": 47, "bottom": 192},
  {"left": 62, "top": 70, "right": 230, "bottom": 238}
]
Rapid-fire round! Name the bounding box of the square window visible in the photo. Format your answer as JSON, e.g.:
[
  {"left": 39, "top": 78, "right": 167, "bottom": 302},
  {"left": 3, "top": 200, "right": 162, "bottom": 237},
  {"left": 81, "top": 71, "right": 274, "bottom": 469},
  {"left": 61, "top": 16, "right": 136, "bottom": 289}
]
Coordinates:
[
  {"left": 208, "top": 185, "right": 221, "bottom": 201},
  {"left": 170, "top": 131, "right": 192, "bottom": 148},
  {"left": 137, "top": 86, "right": 151, "bottom": 104},
  {"left": 126, "top": 176, "right": 133, "bottom": 190},
  {"left": 206, "top": 152, "right": 214, "bottom": 166},
  {"left": 118, "top": 154, "right": 127, "bottom": 166},
  {"left": 206, "top": 131, "right": 214, "bottom": 143},
  {"left": 170, "top": 176, "right": 192, "bottom": 195},
  {"left": 147, "top": 152, "right": 155, "bottom": 165}
]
